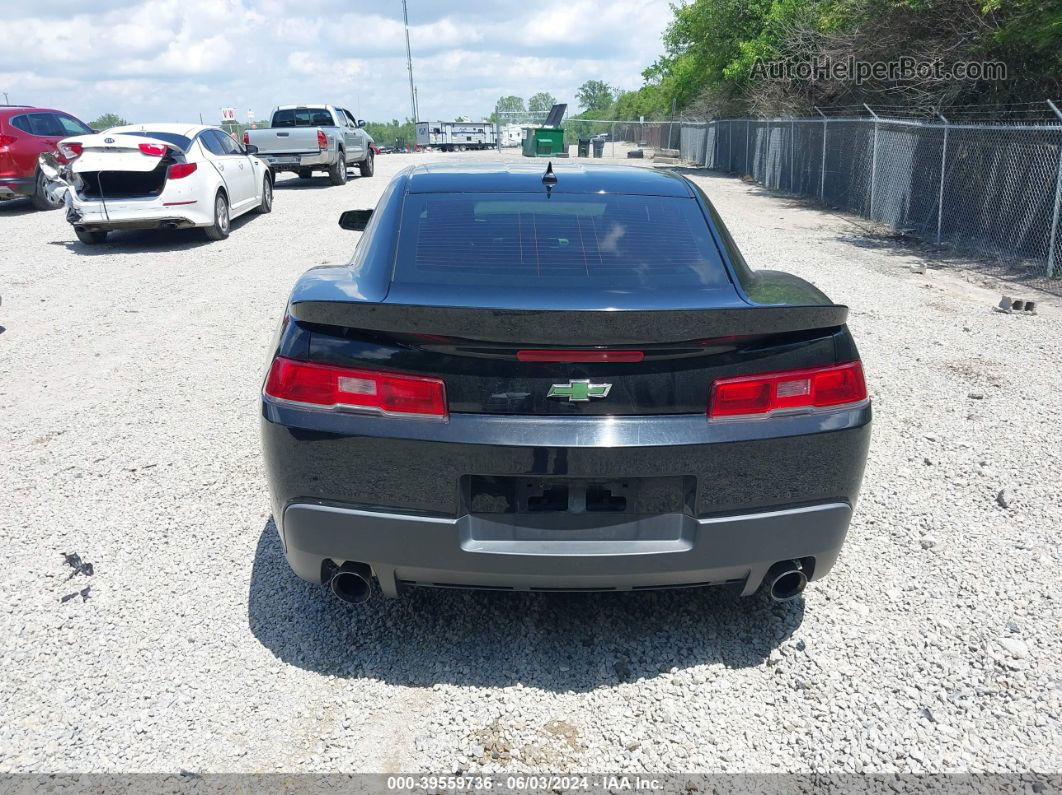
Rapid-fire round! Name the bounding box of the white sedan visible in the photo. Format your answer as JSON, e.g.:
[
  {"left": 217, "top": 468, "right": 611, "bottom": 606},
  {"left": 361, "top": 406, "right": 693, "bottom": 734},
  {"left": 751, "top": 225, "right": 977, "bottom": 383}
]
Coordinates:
[{"left": 56, "top": 123, "right": 273, "bottom": 244}]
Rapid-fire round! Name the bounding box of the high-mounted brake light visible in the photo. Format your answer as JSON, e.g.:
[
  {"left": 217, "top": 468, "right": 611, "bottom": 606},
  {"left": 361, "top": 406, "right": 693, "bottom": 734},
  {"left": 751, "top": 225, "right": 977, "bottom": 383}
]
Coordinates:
[
  {"left": 517, "top": 350, "right": 644, "bottom": 363},
  {"left": 139, "top": 142, "right": 168, "bottom": 157},
  {"left": 167, "top": 162, "right": 197, "bottom": 179},
  {"left": 58, "top": 142, "right": 83, "bottom": 159},
  {"left": 708, "top": 361, "right": 867, "bottom": 419},
  {"left": 264, "top": 357, "right": 447, "bottom": 419},
  {"left": 317, "top": 129, "right": 328, "bottom": 150}
]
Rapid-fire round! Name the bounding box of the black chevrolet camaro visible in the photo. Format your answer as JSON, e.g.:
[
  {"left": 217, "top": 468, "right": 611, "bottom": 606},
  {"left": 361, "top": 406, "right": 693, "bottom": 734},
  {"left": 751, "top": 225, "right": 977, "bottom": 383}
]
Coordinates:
[{"left": 260, "top": 163, "right": 870, "bottom": 603}]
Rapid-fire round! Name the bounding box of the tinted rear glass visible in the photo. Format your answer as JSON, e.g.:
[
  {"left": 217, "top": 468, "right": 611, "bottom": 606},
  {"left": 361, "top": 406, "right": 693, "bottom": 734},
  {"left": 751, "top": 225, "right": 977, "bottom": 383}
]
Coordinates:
[
  {"left": 394, "top": 193, "right": 727, "bottom": 288},
  {"left": 120, "top": 131, "right": 192, "bottom": 151},
  {"left": 11, "top": 113, "right": 66, "bottom": 136},
  {"left": 272, "top": 108, "right": 333, "bottom": 127}
]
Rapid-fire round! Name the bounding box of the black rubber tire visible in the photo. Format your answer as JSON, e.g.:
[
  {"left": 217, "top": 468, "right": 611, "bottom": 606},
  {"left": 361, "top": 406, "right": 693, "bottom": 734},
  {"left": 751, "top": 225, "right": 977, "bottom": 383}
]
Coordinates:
[
  {"left": 31, "top": 168, "right": 63, "bottom": 211},
  {"left": 75, "top": 227, "right": 108, "bottom": 245},
  {"left": 328, "top": 151, "right": 348, "bottom": 185},
  {"left": 358, "top": 150, "right": 374, "bottom": 177},
  {"left": 203, "top": 192, "right": 230, "bottom": 240},
  {"left": 297, "top": 168, "right": 312, "bottom": 179},
  {"left": 256, "top": 176, "right": 273, "bottom": 214}
]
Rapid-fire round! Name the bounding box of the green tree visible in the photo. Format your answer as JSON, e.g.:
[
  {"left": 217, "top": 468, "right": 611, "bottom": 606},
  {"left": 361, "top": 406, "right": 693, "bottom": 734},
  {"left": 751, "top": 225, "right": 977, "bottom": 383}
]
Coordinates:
[
  {"left": 575, "top": 80, "right": 615, "bottom": 112},
  {"left": 490, "top": 95, "right": 525, "bottom": 123},
  {"left": 363, "top": 118, "right": 417, "bottom": 148},
  {"left": 528, "top": 92, "right": 558, "bottom": 114},
  {"left": 89, "top": 112, "right": 128, "bottom": 130}
]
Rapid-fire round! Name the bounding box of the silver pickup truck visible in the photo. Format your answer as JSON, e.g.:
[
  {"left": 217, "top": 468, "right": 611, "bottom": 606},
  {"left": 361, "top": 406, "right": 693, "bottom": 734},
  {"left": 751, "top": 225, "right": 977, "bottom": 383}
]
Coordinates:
[{"left": 245, "top": 105, "right": 374, "bottom": 185}]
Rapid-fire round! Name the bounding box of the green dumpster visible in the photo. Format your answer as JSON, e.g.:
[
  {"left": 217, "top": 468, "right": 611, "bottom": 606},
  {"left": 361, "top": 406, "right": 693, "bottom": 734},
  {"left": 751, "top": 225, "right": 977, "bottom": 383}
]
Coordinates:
[{"left": 522, "top": 126, "right": 566, "bottom": 157}]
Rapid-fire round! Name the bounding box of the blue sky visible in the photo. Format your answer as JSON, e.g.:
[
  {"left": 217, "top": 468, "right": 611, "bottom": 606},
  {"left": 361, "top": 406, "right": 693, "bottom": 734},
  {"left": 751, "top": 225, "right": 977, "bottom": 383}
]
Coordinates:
[{"left": 2, "top": 0, "right": 673, "bottom": 125}]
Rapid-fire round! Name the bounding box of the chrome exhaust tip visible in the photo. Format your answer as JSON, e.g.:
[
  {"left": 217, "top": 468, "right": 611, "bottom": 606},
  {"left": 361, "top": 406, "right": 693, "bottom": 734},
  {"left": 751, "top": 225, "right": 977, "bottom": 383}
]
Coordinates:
[
  {"left": 329, "top": 561, "right": 373, "bottom": 604},
  {"left": 767, "top": 560, "right": 808, "bottom": 602}
]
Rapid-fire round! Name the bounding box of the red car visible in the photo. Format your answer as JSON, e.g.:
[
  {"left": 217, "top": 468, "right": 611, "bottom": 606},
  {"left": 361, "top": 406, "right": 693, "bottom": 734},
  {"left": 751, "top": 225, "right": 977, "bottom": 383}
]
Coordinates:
[{"left": 0, "top": 105, "right": 94, "bottom": 210}]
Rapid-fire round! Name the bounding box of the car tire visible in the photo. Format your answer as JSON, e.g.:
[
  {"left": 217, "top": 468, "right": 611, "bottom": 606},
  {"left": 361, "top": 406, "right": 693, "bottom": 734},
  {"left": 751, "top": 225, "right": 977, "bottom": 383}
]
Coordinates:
[
  {"left": 74, "top": 227, "right": 108, "bottom": 245},
  {"left": 203, "top": 191, "right": 230, "bottom": 241},
  {"left": 328, "top": 151, "right": 348, "bottom": 185},
  {"left": 297, "top": 168, "right": 311, "bottom": 179},
  {"left": 256, "top": 176, "right": 273, "bottom": 214},
  {"left": 358, "top": 149, "right": 374, "bottom": 178},
  {"left": 31, "top": 168, "right": 63, "bottom": 211}
]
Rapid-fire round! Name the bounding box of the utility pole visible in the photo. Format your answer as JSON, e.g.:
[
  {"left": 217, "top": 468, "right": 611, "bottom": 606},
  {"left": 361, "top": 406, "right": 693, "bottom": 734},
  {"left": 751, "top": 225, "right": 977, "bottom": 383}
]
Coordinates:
[
  {"left": 2, "top": 92, "right": 9, "bottom": 104},
  {"left": 402, "top": 0, "right": 418, "bottom": 123}
]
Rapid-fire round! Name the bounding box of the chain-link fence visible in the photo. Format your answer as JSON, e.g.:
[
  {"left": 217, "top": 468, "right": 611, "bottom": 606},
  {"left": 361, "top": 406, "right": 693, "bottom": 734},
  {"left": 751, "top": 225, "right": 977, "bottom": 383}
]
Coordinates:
[
  {"left": 560, "top": 120, "right": 682, "bottom": 155},
  {"left": 678, "top": 115, "right": 1062, "bottom": 291}
]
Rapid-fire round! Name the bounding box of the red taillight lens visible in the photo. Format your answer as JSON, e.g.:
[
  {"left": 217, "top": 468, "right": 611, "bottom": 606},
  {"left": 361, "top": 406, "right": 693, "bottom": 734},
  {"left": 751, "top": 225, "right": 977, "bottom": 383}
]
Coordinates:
[
  {"left": 0, "top": 134, "right": 17, "bottom": 146},
  {"left": 317, "top": 129, "right": 327, "bottom": 150},
  {"left": 708, "top": 361, "right": 867, "bottom": 419},
  {"left": 516, "top": 350, "right": 644, "bottom": 363},
  {"left": 58, "top": 142, "right": 83, "bottom": 159},
  {"left": 139, "top": 142, "right": 168, "bottom": 157},
  {"left": 167, "top": 162, "right": 197, "bottom": 179},
  {"left": 264, "top": 357, "right": 448, "bottom": 419}
]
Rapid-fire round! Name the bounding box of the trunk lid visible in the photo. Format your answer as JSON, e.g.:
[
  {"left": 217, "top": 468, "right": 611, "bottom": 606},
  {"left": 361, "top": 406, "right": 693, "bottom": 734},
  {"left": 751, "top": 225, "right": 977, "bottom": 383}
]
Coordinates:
[
  {"left": 291, "top": 298, "right": 851, "bottom": 416},
  {"left": 66, "top": 133, "right": 181, "bottom": 173},
  {"left": 63, "top": 133, "right": 179, "bottom": 199}
]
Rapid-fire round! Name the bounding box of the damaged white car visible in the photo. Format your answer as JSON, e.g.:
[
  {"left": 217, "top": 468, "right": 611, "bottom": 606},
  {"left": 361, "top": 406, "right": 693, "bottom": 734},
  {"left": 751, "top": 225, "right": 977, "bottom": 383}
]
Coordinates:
[{"left": 51, "top": 124, "right": 273, "bottom": 244}]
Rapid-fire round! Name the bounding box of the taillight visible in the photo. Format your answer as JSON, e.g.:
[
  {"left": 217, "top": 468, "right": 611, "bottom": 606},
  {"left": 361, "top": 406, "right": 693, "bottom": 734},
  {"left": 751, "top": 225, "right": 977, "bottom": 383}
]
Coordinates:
[
  {"left": 317, "top": 129, "right": 327, "bottom": 150},
  {"left": 242, "top": 131, "right": 249, "bottom": 146},
  {"left": 58, "top": 142, "right": 83, "bottom": 159},
  {"left": 167, "top": 162, "right": 197, "bottom": 179},
  {"left": 708, "top": 361, "right": 867, "bottom": 419},
  {"left": 516, "top": 350, "right": 644, "bottom": 363},
  {"left": 139, "top": 142, "right": 168, "bottom": 156},
  {"left": 0, "top": 134, "right": 17, "bottom": 147},
  {"left": 264, "top": 357, "right": 447, "bottom": 419}
]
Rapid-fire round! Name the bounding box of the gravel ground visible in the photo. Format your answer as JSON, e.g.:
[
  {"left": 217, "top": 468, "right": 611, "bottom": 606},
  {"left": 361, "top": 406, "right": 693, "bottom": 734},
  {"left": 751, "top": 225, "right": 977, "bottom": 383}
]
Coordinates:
[{"left": 0, "top": 148, "right": 1059, "bottom": 775}]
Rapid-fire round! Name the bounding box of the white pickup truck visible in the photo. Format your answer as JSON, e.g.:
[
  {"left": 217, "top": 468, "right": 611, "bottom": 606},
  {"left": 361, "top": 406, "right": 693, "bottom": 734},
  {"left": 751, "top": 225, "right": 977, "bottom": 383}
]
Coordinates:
[{"left": 245, "top": 105, "right": 374, "bottom": 185}]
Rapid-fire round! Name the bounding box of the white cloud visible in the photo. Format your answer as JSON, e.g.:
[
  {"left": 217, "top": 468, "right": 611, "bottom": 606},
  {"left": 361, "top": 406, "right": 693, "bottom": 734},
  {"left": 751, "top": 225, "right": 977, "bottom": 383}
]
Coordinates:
[{"left": 0, "top": 0, "right": 673, "bottom": 124}]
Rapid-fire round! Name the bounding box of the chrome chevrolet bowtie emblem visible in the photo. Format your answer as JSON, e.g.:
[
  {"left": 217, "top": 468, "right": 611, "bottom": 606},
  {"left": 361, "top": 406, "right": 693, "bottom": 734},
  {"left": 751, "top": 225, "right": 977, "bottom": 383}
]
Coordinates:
[{"left": 547, "top": 380, "right": 612, "bottom": 402}]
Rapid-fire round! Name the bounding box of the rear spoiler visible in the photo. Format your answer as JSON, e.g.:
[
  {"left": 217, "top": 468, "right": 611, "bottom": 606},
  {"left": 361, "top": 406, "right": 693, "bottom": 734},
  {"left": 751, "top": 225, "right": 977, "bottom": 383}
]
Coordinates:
[{"left": 288, "top": 302, "right": 848, "bottom": 345}]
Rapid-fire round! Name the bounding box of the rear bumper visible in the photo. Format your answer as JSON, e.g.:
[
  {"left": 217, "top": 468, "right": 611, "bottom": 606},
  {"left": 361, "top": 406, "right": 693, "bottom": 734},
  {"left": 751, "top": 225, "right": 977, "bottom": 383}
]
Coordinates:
[
  {"left": 281, "top": 500, "right": 852, "bottom": 596},
  {"left": 66, "top": 198, "right": 211, "bottom": 229},
  {"left": 0, "top": 176, "right": 33, "bottom": 199},
  {"left": 260, "top": 152, "right": 331, "bottom": 170},
  {"left": 262, "top": 403, "right": 871, "bottom": 596}
]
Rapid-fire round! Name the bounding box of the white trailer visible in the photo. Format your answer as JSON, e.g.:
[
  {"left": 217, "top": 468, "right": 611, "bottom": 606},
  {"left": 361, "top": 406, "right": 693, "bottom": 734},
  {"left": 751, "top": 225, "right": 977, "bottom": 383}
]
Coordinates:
[{"left": 416, "top": 121, "right": 497, "bottom": 151}]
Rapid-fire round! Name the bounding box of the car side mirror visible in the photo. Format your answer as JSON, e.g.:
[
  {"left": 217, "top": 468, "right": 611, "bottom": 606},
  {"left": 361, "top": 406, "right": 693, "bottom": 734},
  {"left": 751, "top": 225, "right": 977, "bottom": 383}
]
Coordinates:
[
  {"left": 339, "top": 209, "right": 373, "bottom": 231},
  {"left": 356, "top": 119, "right": 365, "bottom": 128},
  {"left": 245, "top": 144, "right": 259, "bottom": 154}
]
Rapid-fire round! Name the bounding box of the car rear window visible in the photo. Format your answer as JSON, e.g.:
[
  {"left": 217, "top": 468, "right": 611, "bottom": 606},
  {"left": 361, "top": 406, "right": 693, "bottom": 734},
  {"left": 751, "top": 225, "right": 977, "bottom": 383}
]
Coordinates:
[
  {"left": 121, "top": 131, "right": 192, "bottom": 151},
  {"left": 394, "top": 193, "right": 728, "bottom": 288},
  {"left": 272, "top": 108, "right": 333, "bottom": 127},
  {"left": 11, "top": 112, "right": 90, "bottom": 137}
]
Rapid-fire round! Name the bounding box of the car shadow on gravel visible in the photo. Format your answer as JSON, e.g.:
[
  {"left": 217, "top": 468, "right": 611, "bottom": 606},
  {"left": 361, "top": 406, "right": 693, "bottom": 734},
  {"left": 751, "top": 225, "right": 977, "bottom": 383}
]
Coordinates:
[
  {"left": 247, "top": 519, "right": 804, "bottom": 691},
  {"left": 0, "top": 197, "right": 38, "bottom": 216},
  {"left": 273, "top": 174, "right": 369, "bottom": 190}
]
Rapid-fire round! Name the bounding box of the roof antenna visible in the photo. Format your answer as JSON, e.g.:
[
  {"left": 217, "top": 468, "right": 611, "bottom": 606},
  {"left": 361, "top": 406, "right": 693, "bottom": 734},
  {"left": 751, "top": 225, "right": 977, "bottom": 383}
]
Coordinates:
[{"left": 542, "top": 161, "right": 557, "bottom": 196}]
